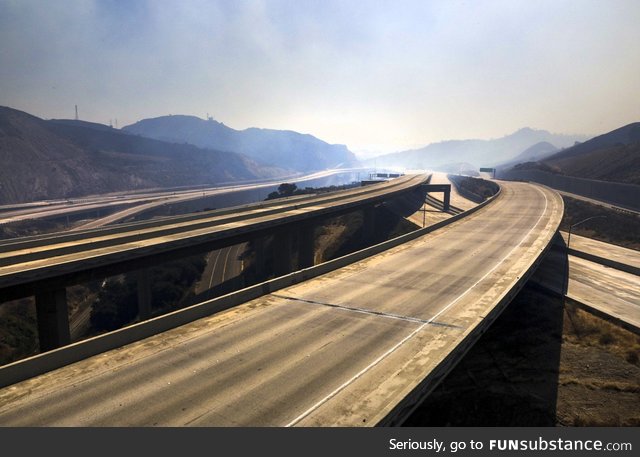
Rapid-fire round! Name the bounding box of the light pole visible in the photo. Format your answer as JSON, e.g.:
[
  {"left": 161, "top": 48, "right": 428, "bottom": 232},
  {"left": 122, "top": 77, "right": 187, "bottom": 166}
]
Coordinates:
[
  {"left": 566, "top": 215, "right": 607, "bottom": 251},
  {"left": 563, "top": 215, "right": 606, "bottom": 303}
]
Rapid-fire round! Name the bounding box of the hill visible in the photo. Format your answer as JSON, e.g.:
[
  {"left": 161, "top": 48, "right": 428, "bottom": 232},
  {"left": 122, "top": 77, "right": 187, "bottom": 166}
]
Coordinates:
[
  {"left": 511, "top": 122, "right": 640, "bottom": 185},
  {"left": 499, "top": 141, "right": 559, "bottom": 168},
  {"left": 123, "top": 115, "right": 358, "bottom": 173},
  {"left": 367, "top": 128, "right": 588, "bottom": 171},
  {"left": 0, "top": 106, "right": 281, "bottom": 204}
]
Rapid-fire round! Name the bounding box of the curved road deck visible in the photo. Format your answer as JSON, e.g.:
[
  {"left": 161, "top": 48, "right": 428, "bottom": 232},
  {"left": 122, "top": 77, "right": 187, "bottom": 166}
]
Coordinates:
[
  {"left": 0, "top": 174, "right": 426, "bottom": 294},
  {"left": 0, "top": 181, "right": 563, "bottom": 426}
]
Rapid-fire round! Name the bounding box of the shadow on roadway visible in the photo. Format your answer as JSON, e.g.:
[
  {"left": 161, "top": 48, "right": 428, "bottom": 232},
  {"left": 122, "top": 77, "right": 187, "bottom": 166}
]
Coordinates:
[{"left": 404, "top": 237, "right": 568, "bottom": 426}]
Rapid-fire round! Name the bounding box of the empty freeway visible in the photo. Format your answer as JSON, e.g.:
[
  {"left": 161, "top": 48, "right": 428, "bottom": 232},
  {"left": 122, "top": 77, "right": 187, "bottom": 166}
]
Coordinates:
[
  {"left": 0, "top": 173, "right": 433, "bottom": 351},
  {"left": 0, "top": 180, "right": 563, "bottom": 425},
  {"left": 0, "top": 168, "right": 363, "bottom": 227},
  {"left": 0, "top": 173, "right": 427, "bottom": 294}
]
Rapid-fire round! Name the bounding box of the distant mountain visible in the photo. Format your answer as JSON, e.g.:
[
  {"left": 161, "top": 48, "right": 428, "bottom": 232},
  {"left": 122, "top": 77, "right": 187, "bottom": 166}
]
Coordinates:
[
  {"left": 517, "top": 122, "right": 640, "bottom": 185},
  {"left": 497, "top": 141, "right": 559, "bottom": 169},
  {"left": 123, "top": 115, "right": 359, "bottom": 173},
  {"left": 0, "top": 106, "right": 282, "bottom": 204},
  {"left": 429, "top": 162, "right": 480, "bottom": 176},
  {"left": 367, "top": 128, "right": 589, "bottom": 171}
]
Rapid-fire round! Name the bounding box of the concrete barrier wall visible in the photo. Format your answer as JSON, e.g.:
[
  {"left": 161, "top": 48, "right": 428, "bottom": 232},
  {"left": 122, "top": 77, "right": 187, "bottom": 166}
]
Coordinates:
[
  {"left": 529, "top": 281, "right": 640, "bottom": 336},
  {"left": 567, "top": 248, "right": 640, "bottom": 276},
  {"left": 502, "top": 169, "right": 640, "bottom": 211},
  {"left": 447, "top": 175, "right": 500, "bottom": 204}
]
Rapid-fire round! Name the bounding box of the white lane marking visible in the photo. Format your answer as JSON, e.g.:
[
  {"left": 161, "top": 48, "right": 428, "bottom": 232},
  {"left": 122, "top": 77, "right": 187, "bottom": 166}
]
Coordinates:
[
  {"left": 208, "top": 249, "right": 223, "bottom": 289},
  {"left": 285, "top": 185, "right": 550, "bottom": 426},
  {"left": 221, "top": 245, "right": 235, "bottom": 283}
]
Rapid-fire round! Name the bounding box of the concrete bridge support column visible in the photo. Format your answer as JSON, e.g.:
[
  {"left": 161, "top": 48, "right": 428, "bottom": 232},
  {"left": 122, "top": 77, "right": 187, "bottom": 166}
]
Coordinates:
[
  {"left": 361, "top": 206, "right": 376, "bottom": 244},
  {"left": 253, "top": 236, "right": 267, "bottom": 281},
  {"left": 299, "top": 224, "right": 316, "bottom": 269},
  {"left": 273, "top": 229, "right": 293, "bottom": 277},
  {"left": 35, "top": 288, "right": 70, "bottom": 352},
  {"left": 137, "top": 269, "right": 152, "bottom": 320},
  {"left": 443, "top": 189, "right": 451, "bottom": 212}
]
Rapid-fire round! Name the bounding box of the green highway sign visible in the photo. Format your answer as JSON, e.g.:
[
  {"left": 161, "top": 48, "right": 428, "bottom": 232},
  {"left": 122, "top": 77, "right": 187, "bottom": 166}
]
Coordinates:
[{"left": 479, "top": 167, "right": 495, "bottom": 172}]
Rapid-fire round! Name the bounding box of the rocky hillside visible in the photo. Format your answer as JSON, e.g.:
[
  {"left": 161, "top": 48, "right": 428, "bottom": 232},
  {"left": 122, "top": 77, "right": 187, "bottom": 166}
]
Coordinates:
[
  {"left": 123, "top": 115, "right": 359, "bottom": 172},
  {"left": 511, "top": 122, "right": 640, "bottom": 185},
  {"left": 0, "top": 106, "right": 282, "bottom": 204}
]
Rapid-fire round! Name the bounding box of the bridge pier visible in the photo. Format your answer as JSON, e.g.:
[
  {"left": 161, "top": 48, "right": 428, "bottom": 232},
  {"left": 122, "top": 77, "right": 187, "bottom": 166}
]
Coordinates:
[
  {"left": 273, "top": 230, "right": 293, "bottom": 277},
  {"left": 298, "top": 224, "right": 315, "bottom": 269},
  {"left": 253, "top": 236, "right": 267, "bottom": 281},
  {"left": 361, "top": 206, "right": 376, "bottom": 244},
  {"left": 35, "top": 288, "right": 70, "bottom": 351},
  {"left": 421, "top": 183, "right": 451, "bottom": 212},
  {"left": 137, "top": 268, "right": 152, "bottom": 320}
]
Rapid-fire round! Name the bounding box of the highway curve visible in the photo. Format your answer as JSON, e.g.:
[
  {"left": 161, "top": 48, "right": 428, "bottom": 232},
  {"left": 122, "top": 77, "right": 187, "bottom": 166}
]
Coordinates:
[{"left": 0, "top": 181, "right": 563, "bottom": 426}]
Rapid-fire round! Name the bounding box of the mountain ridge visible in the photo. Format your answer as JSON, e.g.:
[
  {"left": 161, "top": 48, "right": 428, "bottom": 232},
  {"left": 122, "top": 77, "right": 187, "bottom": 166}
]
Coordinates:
[
  {"left": 366, "top": 128, "right": 589, "bottom": 171},
  {"left": 123, "top": 115, "right": 359, "bottom": 173},
  {"left": 509, "top": 122, "right": 640, "bottom": 185},
  {"left": 0, "top": 106, "right": 283, "bottom": 204}
]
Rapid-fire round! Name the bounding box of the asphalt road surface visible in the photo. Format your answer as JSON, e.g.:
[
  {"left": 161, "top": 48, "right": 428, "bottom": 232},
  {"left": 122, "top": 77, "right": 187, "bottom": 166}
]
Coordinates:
[{"left": 0, "top": 181, "right": 562, "bottom": 426}]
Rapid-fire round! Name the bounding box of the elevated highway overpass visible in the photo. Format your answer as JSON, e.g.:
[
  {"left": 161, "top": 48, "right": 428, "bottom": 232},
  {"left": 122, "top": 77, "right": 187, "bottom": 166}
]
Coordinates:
[
  {"left": 0, "top": 174, "right": 434, "bottom": 350},
  {"left": 0, "top": 180, "right": 563, "bottom": 425},
  {"left": 0, "top": 168, "right": 363, "bottom": 227}
]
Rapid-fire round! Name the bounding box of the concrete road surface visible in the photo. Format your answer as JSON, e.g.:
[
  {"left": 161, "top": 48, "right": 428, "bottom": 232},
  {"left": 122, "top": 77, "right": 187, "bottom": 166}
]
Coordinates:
[
  {"left": 0, "top": 169, "right": 362, "bottom": 227},
  {"left": 430, "top": 172, "right": 477, "bottom": 211},
  {"left": 532, "top": 246, "right": 640, "bottom": 332},
  {"left": 195, "top": 244, "right": 246, "bottom": 298},
  {"left": 561, "top": 232, "right": 640, "bottom": 271},
  {"left": 0, "top": 181, "right": 562, "bottom": 426}
]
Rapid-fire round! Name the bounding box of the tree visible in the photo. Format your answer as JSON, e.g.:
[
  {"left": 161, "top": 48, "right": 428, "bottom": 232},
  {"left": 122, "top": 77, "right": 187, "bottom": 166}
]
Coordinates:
[{"left": 277, "top": 183, "right": 297, "bottom": 196}]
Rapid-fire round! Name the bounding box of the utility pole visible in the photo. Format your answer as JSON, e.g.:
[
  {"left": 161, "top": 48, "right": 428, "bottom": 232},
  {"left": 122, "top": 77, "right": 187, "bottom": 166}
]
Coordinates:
[{"left": 75, "top": 105, "right": 78, "bottom": 120}]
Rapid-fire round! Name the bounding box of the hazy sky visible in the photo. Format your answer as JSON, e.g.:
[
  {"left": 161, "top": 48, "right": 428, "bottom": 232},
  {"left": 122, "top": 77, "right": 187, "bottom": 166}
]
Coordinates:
[{"left": 1, "top": 0, "right": 639, "bottom": 154}]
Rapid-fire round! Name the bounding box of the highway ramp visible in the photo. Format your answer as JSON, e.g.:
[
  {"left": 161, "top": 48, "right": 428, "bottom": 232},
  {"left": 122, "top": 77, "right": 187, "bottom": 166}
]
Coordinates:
[
  {"left": 532, "top": 237, "right": 640, "bottom": 333},
  {"left": 0, "top": 181, "right": 562, "bottom": 426}
]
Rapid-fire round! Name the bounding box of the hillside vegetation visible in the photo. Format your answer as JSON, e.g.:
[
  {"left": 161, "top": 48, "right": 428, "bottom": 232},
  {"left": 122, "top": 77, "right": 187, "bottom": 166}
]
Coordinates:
[{"left": 546, "top": 142, "right": 640, "bottom": 185}]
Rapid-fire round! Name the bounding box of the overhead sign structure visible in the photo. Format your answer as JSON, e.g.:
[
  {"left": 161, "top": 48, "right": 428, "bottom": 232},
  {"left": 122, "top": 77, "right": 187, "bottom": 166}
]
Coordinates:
[{"left": 479, "top": 167, "right": 496, "bottom": 178}]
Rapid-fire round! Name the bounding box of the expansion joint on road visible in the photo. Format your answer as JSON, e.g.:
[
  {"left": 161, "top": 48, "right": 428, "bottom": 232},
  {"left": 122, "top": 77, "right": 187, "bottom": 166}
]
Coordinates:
[{"left": 271, "top": 293, "right": 462, "bottom": 328}]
